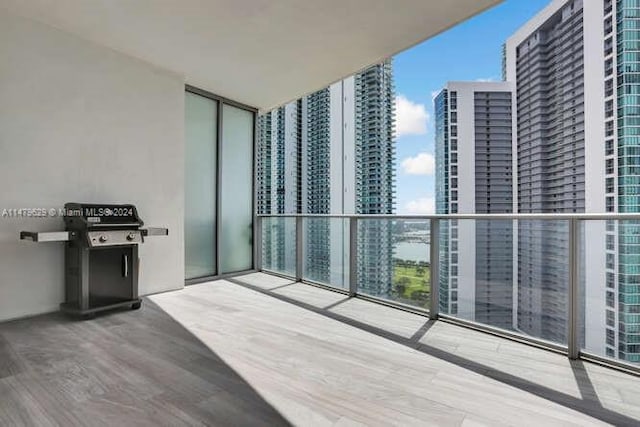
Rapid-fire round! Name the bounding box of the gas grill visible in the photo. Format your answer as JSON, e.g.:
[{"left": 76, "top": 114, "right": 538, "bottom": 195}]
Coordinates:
[{"left": 20, "top": 203, "right": 168, "bottom": 318}]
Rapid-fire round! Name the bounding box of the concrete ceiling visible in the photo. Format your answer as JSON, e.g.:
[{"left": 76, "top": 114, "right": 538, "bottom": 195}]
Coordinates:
[{"left": 1, "top": 0, "right": 502, "bottom": 111}]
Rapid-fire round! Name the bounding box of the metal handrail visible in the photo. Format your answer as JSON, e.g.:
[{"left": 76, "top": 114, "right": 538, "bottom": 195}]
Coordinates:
[{"left": 257, "top": 213, "right": 640, "bottom": 220}]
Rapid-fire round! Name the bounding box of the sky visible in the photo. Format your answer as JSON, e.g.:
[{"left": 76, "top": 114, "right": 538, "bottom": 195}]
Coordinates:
[{"left": 393, "top": 0, "right": 550, "bottom": 214}]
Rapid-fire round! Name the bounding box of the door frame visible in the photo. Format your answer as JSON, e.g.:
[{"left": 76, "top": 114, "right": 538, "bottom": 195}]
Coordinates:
[{"left": 185, "top": 85, "right": 258, "bottom": 285}]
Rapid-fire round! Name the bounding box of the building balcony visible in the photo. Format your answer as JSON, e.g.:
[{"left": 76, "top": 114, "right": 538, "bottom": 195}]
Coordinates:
[{"left": 3, "top": 266, "right": 639, "bottom": 425}]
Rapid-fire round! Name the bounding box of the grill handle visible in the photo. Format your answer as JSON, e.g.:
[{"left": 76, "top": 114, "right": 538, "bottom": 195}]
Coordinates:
[{"left": 123, "top": 254, "right": 128, "bottom": 277}]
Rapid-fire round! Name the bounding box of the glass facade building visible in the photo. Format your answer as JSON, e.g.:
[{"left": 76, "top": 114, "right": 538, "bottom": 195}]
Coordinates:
[
  {"left": 258, "top": 60, "right": 396, "bottom": 294},
  {"left": 615, "top": 0, "right": 640, "bottom": 362}
]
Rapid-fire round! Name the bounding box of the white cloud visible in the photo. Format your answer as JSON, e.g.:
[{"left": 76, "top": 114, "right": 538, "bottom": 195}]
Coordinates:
[
  {"left": 401, "top": 152, "right": 435, "bottom": 176},
  {"left": 395, "top": 95, "right": 429, "bottom": 138},
  {"left": 405, "top": 197, "right": 435, "bottom": 215}
]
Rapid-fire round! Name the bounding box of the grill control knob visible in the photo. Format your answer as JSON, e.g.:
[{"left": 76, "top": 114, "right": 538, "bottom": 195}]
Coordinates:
[
  {"left": 126, "top": 232, "right": 136, "bottom": 241},
  {"left": 99, "top": 235, "right": 108, "bottom": 243}
]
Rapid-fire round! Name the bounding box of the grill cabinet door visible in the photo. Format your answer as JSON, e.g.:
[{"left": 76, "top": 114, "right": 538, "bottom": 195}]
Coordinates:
[{"left": 88, "top": 247, "right": 134, "bottom": 308}]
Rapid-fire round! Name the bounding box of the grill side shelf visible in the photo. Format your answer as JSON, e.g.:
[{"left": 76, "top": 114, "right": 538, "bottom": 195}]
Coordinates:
[
  {"left": 141, "top": 228, "right": 169, "bottom": 237},
  {"left": 20, "top": 231, "right": 75, "bottom": 242}
]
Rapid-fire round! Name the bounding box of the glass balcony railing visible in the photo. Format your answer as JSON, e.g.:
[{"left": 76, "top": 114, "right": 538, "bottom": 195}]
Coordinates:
[
  {"left": 303, "top": 217, "right": 350, "bottom": 290},
  {"left": 358, "top": 218, "right": 431, "bottom": 309},
  {"left": 260, "top": 217, "right": 296, "bottom": 277},
  {"left": 257, "top": 213, "right": 640, "bottom": 375},
  {"left": 438, "top": 218, "right": 569, "bottom": 347},
  {"left": 581, "top": 220, "right": 640, "bottom": 366}
]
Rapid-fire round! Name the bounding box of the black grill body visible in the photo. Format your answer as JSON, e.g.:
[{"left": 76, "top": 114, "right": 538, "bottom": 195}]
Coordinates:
[
  {"left": 63, "top": 203, "right": 143, "bottom": 316},
  {"left": 20, "top": 203, "right": 168, "bottom": 318}
]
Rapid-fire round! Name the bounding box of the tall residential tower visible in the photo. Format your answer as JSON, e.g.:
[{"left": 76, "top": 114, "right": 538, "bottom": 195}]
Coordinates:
[
  {"left": 258, "top": 60, "right": 396, "bottom": 295},
  {"left": 436, "top": 0, "right": 640, "bottom": 364},
  {"left": 435, "top": 81, "right": 514, "bottom": 330},
  {"left": 504, "top": 0, "right": 609, "bottom": 355}
]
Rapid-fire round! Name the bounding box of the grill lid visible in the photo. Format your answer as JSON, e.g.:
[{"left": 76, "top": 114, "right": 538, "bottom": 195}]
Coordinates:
[{"left": 64, "top": 203, "right": 144, "bottom": 230}]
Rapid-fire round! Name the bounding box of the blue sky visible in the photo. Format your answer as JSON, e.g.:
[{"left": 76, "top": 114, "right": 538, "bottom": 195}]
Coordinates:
[{"left": 394, "top": 0, "right": 550, "bottom": 214}]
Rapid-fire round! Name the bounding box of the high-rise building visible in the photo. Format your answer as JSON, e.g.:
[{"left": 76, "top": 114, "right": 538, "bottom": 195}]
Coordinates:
[
  {"left": 504, "top": 0, "right": 611, "bottom": 355},
  {"left": 435, "top": 82, "right": 515, "bottom": 330},
  {"left": 436, "top": 0, "right": 640, "bottom": 363},
  {"left": 257, "top": 101, "right": 302, "bottom": 275},
  {"left": 258, "top": 60, "right": 396, "bottom": 294},
  {"left": 602, "top": 0, "right": 640, "bottom": 363},
  {"left": 493, "top": 0, "right": 640, "bottom": 362}
]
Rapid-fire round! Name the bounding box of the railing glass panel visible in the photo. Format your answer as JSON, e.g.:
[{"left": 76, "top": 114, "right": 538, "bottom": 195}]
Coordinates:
[
  {"left": 261, "top": 217, "right": 297, "bottom": 277},
  {"left": 438, "top": 219, "right": 569, "bottom": 346},
  {"left": 357, "top": 219, "right": 430, "bottom": 309},
  {"left": 303, "top": 218, "right": 349, "bottom": 290},
  {"left": 581, "top": 220, "right": 640, "bottom": 365}
]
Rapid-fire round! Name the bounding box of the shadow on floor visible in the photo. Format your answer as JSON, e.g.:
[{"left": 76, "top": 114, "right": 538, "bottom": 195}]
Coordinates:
[
  {"left": 228, "top": 276, "right": 639, "bottom": 427},
  {"left": 0, "top": 300, "right": 291, "bottom": 426}
]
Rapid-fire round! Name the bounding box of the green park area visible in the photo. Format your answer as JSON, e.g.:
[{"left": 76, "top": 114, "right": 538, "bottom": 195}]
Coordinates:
[{"left": 392, "top": 260, "right": 430, "bottom": 307}]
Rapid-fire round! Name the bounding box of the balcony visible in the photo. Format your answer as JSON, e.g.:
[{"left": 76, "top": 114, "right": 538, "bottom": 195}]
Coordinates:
[
  {"left": 3, "top": 0, "right": 640, "bottom": 425},
  {"left": 3, "top": 270, "right": 638, "bottom": 425}
]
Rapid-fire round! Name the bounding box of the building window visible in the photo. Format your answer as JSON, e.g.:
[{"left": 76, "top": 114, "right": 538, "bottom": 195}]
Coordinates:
[
  {"left": 607, "top": 234, "right": 615, "bottom": 250},
  {"left": 605, "top": 121, "right": 614, "bottom": 137},
  {"left": 606, "top": 310, "right": 615, "bottom": 327},
  {"left": 606, "top": 329, "right": 615, "bottom": 346},
  {"left": 606, "top": 177, "right": 614, "bottom": 194},
  {"left": 606, "top": 139, "right": 614, "bottom": 156},
  {"left": 606, "top": 159, "right": 614, "bottom": 174},
  {"left": 606, "top": 197, "right": 615, "bottom": 212},
  {"left": 607, "top": 291, "right": 615, "bottom": 308},
  {"left": 605, "top": 79, "right": 614, "bottom": 97},
  {"left": 607, "top": 272, "right": 615, "bottom": 288}
]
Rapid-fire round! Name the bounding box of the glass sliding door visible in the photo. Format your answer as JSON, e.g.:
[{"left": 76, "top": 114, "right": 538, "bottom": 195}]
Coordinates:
[
  {"left": 220, "top": 104, "right": 254, "bottom": 273},
  {"left": 185, "top": 92, "right": 218, "bottom": 279}
]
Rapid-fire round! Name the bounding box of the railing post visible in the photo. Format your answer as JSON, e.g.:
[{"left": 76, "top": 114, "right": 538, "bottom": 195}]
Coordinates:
[
  {"left": 296, "top": 216, "right": 303, "bottom": 282},
  {"left": 255, "top": 215, "right": 262, "bottom": 271},
  {"left": 429, "top": 218, "right": 440, "bottom": 320},
  {"left": 349, "top": 217, "right": 358, "bottom": 297},
  {"left": 568, "top": 218, "right": 580, "bottom": 360}
]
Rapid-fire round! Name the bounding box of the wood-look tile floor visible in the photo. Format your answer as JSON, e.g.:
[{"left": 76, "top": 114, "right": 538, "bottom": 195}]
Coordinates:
[
  {"left": 0, "top": 293, "right": 289, "bottom": 426},
  {"left": 154, "top": 273, "right": 640, "bottom": 427},
  {"left": 2, "top": 272, "right": 640, "bottom": 426}
]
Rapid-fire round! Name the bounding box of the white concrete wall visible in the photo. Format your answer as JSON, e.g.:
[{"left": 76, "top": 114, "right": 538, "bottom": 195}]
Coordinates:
[{"left": 0, "top": 13, "right": 185, "bottom": 321}]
